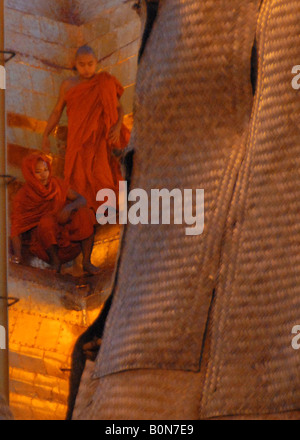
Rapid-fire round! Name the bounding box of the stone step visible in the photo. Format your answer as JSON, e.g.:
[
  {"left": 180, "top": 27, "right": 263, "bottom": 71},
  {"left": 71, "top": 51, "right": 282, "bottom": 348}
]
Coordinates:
[{"left": 9, "top": 223, "right": 121, "bottom": 307}]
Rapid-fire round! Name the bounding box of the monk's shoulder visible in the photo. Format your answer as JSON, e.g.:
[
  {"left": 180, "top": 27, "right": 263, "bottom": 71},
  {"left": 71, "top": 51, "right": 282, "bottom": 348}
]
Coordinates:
[
  {"left": 97, "top": 71, "right": 122, "bottom": 92},
  {"left": 52, "top": 176, "right": 69, "bottom": 195},
  {"left": 98, "top": 71, "right": 111, "bottom": 79},
  {"left": 61, "top": 77, "right": 80, "bottom": 95},
  {"left": 97, "top": 71, "right": 115, "bottom": 84}
]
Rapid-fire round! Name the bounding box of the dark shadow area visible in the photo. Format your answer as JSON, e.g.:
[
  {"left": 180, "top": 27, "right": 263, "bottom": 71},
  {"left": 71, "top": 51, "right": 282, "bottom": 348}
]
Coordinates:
[
  {"left": 138, "top": 1, "right": 159, "bottom": 63},
  {"left": 251, "top": 39, "right": 258, "bottom": 96}
]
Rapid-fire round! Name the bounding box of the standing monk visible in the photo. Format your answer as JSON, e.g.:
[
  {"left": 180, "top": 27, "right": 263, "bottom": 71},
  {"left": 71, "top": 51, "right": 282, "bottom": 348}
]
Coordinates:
[{"left": 42, "top": 45, "right": 130, "bottom": 212}]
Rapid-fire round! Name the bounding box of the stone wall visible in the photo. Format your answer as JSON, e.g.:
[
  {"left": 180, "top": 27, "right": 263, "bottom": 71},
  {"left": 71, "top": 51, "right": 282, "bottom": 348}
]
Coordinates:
[
  {"left": 5, "top": 0, "right": 140, "bottom": 181},
  {"left": 8, "top": 266, "right": 103, "bottom": 420}
]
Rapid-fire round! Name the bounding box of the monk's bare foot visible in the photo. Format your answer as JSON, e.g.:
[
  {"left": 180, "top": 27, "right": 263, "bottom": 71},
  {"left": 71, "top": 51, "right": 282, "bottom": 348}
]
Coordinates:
[
  {"left": 48, "top": 263, "right": 62, "bottom": 274},
  {"left": 54, "top": 263, "right": 62, "bottom": 274},
  {"left": 83, "top": 262, "right": 100, "bottom": 276},
  {"left": 49, "top": 257, "right": 62, "bottom": 274}
]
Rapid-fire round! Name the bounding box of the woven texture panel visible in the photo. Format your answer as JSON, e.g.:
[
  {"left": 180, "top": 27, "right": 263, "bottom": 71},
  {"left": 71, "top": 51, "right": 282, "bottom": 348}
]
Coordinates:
[
  {"left": 74, "top": 0, "right": 300, "bottom": 419},
  {"left": 74, "top": 363, "right": 204, "bottom": 420},
  {"left": 95, "top": 0, "right": 260, "bottom": 377},
  {"left": 200, "top": 0, "right": 300, "bottom": 418}
]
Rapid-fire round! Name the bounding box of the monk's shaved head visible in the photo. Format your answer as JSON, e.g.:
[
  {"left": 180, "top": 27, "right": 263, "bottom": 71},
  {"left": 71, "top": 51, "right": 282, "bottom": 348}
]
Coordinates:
[
  {"left": 75, "top": 45, "right": 97, "bottom": 60},
  {"left": 75, "top": 45, "right": 98, "bottom": 79}
]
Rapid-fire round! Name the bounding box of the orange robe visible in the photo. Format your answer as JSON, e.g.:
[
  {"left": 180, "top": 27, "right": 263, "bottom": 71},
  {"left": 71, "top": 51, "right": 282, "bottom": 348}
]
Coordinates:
[
  {"left": 11, "top": 153, "right": 95, "bottom": 264},
  {"left": 64, "top": 72, "right": 130, "bottom": 211}
]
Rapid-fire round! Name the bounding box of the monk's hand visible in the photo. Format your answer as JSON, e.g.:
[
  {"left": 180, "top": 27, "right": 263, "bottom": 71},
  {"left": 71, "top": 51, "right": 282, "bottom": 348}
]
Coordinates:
[
  {"left": 57, "top": 206, "right": 72, "bottom": 225},
  {"left": 42, "top": 135, "right": 51, "bottom": 154},
  {"left": 108, "top": 124, "right": 121, "bottom": 145}
]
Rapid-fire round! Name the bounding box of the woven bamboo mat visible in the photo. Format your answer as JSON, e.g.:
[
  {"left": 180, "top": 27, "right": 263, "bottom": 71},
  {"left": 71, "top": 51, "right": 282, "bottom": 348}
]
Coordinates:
[
  {"left": 74, "top": 0, "right": 300, "bottom": 419},
  {"left": 95, "top": 0, "right": 259, "bottom": 377},
  {"left": 200, "top": 0, "right": 300, "bottom": 418},
  {"left": 73, "top": 366, "right": 203, "bottom": 420}
]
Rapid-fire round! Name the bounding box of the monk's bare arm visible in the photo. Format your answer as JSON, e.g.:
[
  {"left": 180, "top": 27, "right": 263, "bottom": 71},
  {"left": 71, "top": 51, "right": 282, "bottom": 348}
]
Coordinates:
[
  {"left": 11, "top": 235, "right": 22, "bottom": 263},
  {"left": 116, "top": 101, "right": 125, "bottom": 129},
  {"left": 66, "top": 189, "right": 87, "bottom": 210},
  {"left": 42, "top": 81, "right": 68, "bottom": 153},
  {"left": 57, "top": 189, "right": 87, "bottom": 225},
  {"left": 108, "top": 101, "right": 125, "bottom": 144}
]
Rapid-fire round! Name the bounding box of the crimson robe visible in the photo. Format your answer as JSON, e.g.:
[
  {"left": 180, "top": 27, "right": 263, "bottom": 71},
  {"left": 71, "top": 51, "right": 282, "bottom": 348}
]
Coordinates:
[
  {"left": 64, "top": 72, "right": 130, "bottom": 211},
  {"left": 11, "top": 153, "right": 94, "bottom": 263}
]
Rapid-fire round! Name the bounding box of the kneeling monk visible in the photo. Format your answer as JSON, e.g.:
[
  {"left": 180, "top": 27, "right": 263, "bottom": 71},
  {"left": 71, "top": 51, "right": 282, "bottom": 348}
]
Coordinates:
[{"left": 11, "top": 153, "right": 99, "bottom": 275}]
